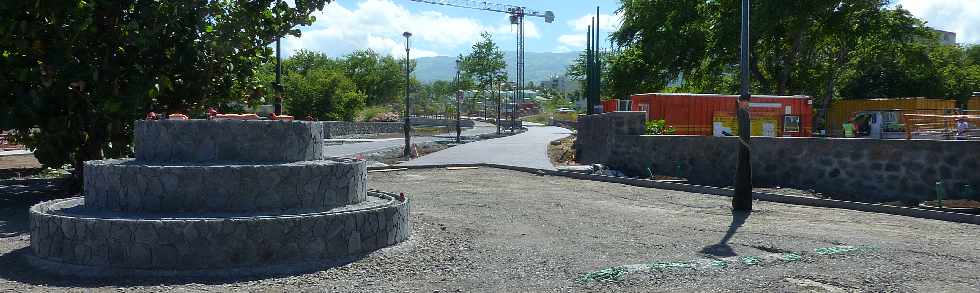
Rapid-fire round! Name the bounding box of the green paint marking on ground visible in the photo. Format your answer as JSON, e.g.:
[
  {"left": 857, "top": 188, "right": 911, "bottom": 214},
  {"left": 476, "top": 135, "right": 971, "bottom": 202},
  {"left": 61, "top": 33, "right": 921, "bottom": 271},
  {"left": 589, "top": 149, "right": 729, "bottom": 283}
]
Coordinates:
[
  {"left": 577, "top": 266, "right": 628, "bottom": 283},
  {"left": 780, "top": 253, "right": 803, "bottom": 262},
  {"left": 814, "top": 245, "right": 858, "bottom": 255},
  {"left": 648, "top": 261, "right": 695, "bottom": 270},
  {"left": 740, "top": 256, "right": 761, "bottom": 265},
  {"left": 578, "top": 245, "right": 874, "bottom": 284},
  {"left": 710, "top": 260, "right": 729, "bottom": 268}
]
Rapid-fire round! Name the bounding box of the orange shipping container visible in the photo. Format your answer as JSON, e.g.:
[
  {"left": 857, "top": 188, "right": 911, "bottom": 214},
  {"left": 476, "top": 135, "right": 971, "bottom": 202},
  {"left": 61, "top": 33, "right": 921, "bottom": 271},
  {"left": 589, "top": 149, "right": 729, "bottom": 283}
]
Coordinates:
[
  {"left": 602, "top": 99, "right": 618, "bottom": 113},
  {"left": 602, "top": 99, "right": 633, "bottom": 113},
  {"left": 630, "top": 93, "right": 813, "bottom": 137},
  {"left": 968, "top": 97, "right": 980, "bottom": 110},
  {"left": 827, "top": 98, "right": 956, "bottom": 136}
]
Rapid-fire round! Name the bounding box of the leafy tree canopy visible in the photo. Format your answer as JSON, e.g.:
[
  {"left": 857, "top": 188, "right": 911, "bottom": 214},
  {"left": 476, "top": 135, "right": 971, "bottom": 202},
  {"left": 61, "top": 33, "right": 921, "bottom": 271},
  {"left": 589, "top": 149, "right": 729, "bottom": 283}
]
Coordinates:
[
  {"left": 0, "top": 0, "right": 330, "bottom": 179},
  {"left": 610, "top": 0, "right": 980, "bottom": 128},
  {"left": 462, "top": 32, "right": 507, "bottom": 101}
]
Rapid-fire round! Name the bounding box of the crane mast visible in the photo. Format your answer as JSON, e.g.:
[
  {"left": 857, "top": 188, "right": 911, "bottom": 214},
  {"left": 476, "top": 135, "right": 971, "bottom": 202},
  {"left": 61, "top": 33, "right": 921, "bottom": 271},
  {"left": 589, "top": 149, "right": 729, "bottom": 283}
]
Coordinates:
[{"left": 407, "top": 0, "right": 554, "bottom": 129}]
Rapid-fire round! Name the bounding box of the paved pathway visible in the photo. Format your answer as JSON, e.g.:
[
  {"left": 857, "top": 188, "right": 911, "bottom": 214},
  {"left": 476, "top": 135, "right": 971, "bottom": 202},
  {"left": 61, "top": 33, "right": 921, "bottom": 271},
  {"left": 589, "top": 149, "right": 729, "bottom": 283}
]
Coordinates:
[
  {"left": 399, "top": 124, "right": 572, "bottom": 170},
  {"left": 323, "top": 121, "right": 497, "bottom": 157}
]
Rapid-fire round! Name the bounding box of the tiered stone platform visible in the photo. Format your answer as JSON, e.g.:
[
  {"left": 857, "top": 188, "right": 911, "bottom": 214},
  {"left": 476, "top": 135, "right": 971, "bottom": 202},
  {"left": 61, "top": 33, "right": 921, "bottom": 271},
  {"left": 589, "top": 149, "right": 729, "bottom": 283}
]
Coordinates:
[{"left": 28, "top": 120, "right": 410, "bottom": 275}]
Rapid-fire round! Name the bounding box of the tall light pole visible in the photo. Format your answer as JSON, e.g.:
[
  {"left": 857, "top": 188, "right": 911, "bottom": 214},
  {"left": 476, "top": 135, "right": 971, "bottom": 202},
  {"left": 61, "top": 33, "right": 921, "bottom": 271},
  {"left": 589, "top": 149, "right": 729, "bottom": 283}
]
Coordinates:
[
  {"left": 403, "top": 31, "right": 413, "bottom": 158},
  {"left": 274, "top": 37, "right": 283, "bottom": 115},
  {"left": 455, "top": 57, "right": 463, "bottom": 143},
  {"left": 733, "top": 0, "right": 753, "bottom": 211},
  {"left": 496, "top": 79, "right": 503, "bottom": 134}
]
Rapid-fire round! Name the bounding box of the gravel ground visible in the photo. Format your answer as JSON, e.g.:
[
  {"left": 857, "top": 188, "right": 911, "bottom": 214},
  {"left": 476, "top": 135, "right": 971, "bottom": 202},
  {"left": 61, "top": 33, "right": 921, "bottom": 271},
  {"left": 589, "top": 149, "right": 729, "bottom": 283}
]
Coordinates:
[{"left": 1, "top": 167, "right": 979, "bottom": 292}]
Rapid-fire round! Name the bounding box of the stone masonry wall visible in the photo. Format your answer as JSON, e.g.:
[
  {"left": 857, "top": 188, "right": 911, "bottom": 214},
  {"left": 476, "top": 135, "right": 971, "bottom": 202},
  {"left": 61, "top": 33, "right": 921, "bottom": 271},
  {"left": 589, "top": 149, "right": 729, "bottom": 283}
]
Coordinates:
[
  {"left": 578, "top": 112, "right": 980, "bottom": 202},
  {"left": 575, "top": 112, "right": 646, "bottom": 165},
  {"left": 136, "top": 120, "right": 324, "bottom": 163},
  {"left": 84, "top": 159, "right": 367, "bottom": 213},
  {"left": 322, "top": 118, "right": 475, "bottom": 138},
  {"left": 29, "top": 192, "right": 410, "bottom": 270}
]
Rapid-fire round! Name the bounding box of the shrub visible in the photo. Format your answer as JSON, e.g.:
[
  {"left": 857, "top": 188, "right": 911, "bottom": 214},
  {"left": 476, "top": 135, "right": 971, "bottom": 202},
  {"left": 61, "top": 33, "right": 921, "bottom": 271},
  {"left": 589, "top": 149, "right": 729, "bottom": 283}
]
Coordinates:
[{"left": 645, "top": 120, "right": 676, "bottom": 135}]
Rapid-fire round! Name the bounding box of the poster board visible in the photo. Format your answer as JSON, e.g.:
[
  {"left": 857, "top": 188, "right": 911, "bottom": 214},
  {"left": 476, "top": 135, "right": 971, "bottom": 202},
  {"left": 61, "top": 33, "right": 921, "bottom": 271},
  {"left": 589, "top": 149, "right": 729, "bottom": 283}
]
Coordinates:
[{"left": 713, "top": 112, "right": 779, "bottom": 137}]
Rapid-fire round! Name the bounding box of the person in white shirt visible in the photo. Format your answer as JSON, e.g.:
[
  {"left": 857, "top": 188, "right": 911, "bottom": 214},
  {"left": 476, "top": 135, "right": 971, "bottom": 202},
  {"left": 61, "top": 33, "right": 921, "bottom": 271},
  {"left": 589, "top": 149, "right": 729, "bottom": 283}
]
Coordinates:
[{"left": 956, "top": 118, "right": 970, "bottom": 139}]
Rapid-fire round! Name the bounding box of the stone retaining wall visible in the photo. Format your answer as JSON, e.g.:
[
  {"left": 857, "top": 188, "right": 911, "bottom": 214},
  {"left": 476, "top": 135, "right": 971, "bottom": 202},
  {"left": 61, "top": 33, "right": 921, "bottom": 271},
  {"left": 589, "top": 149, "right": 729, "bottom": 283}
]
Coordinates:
[
  {"left": 136, "top": 120, "right": 324, "bottom": 163},
  {"left": 410, "top": 117, "right": 475, "bottom": 128},
  {"left": 84, "top": 159, "right": 367, "bottom": 213},
  {"left": 575, "top": 112, "right": 646, "bottom": 165},
  {"left": 322, "top": 118, "right": 475, "bottom": 138},
  {"left": 322, "top": 121, "right": 403, "bottom": 138},
  {"left": 29, "top": 192, "right": 410, "bottom": 270},
  {"left": 578, "top": 112, "right": 980, "bottom": 202}
]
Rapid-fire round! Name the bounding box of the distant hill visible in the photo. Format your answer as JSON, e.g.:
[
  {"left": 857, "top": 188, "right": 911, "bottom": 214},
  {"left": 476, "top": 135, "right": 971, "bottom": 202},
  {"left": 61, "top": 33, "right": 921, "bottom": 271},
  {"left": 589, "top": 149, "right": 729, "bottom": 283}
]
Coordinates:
[{"left": 413, "top": 51, "right": 580, "bottom": 84}]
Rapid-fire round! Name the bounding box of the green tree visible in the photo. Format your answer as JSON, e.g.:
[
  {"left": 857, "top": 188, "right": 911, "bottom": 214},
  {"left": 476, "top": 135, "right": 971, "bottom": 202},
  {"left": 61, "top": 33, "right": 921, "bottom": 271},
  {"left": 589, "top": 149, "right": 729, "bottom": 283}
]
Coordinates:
[
  {"left": 343, "top": 49, "right": 405, "bottom": 106},
  {"left": 566, "top": 50, "right": 617, "bottom": 99},
  {"left": 609, "top": 0, "right": 967, "bottom": 129},
  {"left": 283, "top": 68, "right": 365, "bottom": 121},
  {"left": 462, "top": 32, "right": 507, "bottom": 115},
  {"left": 0, "top": 0, "right": 331, "bottom": 182}
]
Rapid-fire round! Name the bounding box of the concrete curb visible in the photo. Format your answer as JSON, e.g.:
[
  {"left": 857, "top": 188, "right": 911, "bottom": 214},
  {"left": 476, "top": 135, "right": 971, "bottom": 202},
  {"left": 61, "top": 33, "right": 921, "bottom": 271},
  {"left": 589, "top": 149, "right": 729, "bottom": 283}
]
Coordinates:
[{"left": 369, "top": 164, "right": 980, "bottom": 225}]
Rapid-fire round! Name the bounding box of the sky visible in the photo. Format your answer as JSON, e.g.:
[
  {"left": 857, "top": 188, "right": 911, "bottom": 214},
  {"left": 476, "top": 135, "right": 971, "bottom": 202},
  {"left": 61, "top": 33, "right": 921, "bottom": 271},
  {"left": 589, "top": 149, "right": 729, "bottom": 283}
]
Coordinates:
[{"left": 281, "top": 0, "right": 979, "bottom": 59}]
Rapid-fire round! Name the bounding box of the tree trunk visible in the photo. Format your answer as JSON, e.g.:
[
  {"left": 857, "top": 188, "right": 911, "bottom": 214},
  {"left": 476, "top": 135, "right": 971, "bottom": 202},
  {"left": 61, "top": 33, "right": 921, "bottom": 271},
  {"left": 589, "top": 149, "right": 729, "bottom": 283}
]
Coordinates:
[
  {"left": 777, "top": 23, "right": 808, "bottom": 95},
  {"left": 750, "top": 53, "right": 771, "bottom": 93},
  {"left": 817, "top": 45, "right": 848, "bottom": 134}
]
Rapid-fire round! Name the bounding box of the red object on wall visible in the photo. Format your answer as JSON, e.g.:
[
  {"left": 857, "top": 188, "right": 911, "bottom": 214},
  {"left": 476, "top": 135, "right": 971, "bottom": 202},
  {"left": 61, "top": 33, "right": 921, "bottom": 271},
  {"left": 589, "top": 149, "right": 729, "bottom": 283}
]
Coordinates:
[
  {"left": 602, "top": 99, "right": 619, "bottom": 113},
  {"left": 630, "top": 93, "right": 813, "bottom": 137}
]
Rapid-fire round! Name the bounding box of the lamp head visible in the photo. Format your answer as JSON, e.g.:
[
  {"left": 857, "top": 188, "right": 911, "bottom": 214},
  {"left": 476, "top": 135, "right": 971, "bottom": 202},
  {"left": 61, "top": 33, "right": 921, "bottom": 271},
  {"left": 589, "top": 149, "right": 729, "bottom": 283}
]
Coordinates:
[{"left": 403, "top": 31, "right": 412, "bottom": 38}]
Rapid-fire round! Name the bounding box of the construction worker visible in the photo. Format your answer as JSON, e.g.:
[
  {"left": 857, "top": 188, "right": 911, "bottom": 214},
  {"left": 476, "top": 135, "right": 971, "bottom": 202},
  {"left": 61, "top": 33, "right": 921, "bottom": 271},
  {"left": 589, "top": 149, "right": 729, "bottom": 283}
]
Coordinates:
[
  {"left": 842, "top": 119, "right": 856, "bottom": 138},
  {"left": 956, "top": 117, "right": 969, "bottom": 139}
]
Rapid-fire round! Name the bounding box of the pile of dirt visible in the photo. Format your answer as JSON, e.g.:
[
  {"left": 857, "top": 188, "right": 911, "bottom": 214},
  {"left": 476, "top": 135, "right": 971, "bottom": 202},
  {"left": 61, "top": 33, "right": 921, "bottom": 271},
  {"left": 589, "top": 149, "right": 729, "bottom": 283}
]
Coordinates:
[{"left": 548, "top": 135, "right": 577, "bottom": 166}]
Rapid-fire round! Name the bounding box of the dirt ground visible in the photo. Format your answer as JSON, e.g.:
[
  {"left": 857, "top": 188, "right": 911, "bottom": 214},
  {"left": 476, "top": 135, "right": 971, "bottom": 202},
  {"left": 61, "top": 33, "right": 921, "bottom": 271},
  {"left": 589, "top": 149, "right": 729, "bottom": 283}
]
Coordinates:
[
  {"left": 548, "top": 135, "right": 576, "bottom": 166},
  {"left": 1, "top": 167, "right": 978, "bottom": 292}
]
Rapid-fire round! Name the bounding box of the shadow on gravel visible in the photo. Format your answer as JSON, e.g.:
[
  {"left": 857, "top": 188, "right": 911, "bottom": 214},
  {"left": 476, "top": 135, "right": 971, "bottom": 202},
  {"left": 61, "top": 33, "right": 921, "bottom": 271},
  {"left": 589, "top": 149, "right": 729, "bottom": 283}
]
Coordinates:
[
  {"left": 699, "top": 210, "right": 752, "bottom": 257},
  {"left": 0, "top": 178, "right": 70, "bottom": 237},
  {"left": 0, "top": 247, "right": 368, "bottom": 287}
]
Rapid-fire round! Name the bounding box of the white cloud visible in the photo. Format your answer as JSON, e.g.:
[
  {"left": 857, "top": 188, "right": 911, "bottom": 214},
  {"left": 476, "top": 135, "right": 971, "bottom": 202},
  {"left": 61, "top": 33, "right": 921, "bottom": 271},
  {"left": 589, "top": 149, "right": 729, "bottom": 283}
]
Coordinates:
[
  {"left": 282, "top": 0, "right": 501, "bottom": 58},
  {"left": 490, "top": 16, "right": 541, "bottom": 39},
  {"left": 568, "top": 13, "right": 623, "bottom": 33},
  {"left": 557, "top": 34, "right": 586, "bottom": 48},
  {"left": 554, "top": 12, "right": 622, "bottom": 51},
  {"left": 552, "top": 45, "right": 572, "bottom": 53},
  {"left": 895, "top": 0, "right": 980, "bottom": 44}
]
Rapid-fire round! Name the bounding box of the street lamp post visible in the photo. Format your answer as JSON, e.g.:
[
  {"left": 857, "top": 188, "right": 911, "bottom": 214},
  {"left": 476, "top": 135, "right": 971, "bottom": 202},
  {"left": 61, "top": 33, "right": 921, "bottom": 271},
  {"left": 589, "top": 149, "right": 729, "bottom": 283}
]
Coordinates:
[
  {"left": 455, "top": 58, "right": 463, "bottom": 143},
  {"left": 403, "top": 31, "right": 413, "bottom": 158},
  {"left": 274, "top": 37, "right": 283, "bottom": 115},
  {"left": 733, "top": 0, "right": 753, "bottom": 211},
  {"left": 496, "top": 80, "right": 502, "bottom": 135}
]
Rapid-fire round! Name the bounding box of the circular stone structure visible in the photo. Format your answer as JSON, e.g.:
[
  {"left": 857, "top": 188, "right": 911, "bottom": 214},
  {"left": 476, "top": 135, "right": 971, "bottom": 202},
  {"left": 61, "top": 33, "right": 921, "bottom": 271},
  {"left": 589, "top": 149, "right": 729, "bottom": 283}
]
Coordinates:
[{"left": 28, "top": 120, "right": 410, "bottom": 275}]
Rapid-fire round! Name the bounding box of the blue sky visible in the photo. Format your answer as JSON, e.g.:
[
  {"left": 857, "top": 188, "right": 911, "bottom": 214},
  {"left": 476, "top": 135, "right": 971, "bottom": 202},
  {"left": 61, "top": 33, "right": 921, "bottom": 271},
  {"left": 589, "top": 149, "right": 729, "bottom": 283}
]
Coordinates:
[{"left": 282, "top": 0, "right": 979, "bottom": 58}]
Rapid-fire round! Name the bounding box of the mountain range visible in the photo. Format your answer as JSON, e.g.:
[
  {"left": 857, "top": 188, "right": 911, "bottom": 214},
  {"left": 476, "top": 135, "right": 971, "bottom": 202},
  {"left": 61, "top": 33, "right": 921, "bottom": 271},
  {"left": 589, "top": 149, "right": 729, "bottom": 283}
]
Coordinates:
[{"left": 413, "top": 51, "right": 580, "bottom": 84}]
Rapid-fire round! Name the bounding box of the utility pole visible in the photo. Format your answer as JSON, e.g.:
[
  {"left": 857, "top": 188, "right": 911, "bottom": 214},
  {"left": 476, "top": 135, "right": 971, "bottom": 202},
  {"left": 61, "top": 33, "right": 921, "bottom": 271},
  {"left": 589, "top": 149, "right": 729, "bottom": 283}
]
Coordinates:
[
  {"left": 594, "top": 7, "right": 601, "bottom": 114},
  {"left": 733, "top": 0, "right": 753, "bottom": 211},
  {"left": 496, "top": 78, "right": 502, "bottom": 134},
  {"left": 274, "top": 37, "right": 283, "bottom": 115},
  {"left": 403, "top": 31, "right": 413, "bottom": 158},
  {"left": 455, "top": 58, "right": 463, "bottom": 143},
  {"left": 586, "top": 24, "right": 593, "bottom": 115}
]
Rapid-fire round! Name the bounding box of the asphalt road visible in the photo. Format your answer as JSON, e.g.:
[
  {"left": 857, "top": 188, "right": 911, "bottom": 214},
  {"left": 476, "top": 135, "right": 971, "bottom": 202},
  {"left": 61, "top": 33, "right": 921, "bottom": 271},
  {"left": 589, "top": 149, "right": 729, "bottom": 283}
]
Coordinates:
[
  {"left": 399, "top": 124, "right": 573, "bottom": 170},
  {"left": 0, "top": 168, "right": 978, "bottom": 291}
]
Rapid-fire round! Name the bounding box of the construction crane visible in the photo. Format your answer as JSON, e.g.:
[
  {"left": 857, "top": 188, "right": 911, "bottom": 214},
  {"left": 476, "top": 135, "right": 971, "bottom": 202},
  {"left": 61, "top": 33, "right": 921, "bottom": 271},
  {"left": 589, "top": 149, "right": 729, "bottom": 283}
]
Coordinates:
[{"left": 407, "top": 0, "right": 554, "bottom": 129}]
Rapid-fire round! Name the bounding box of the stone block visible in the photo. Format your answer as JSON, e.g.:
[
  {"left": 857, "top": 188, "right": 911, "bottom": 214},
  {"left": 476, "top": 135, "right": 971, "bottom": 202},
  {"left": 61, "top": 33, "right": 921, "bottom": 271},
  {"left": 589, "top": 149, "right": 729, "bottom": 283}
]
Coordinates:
[
  {"left": 84, "top": 159, "right": 367, "bottom": 213},
  {"left": 135, "top": 120, "right": 324, "bottom": 163}
]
